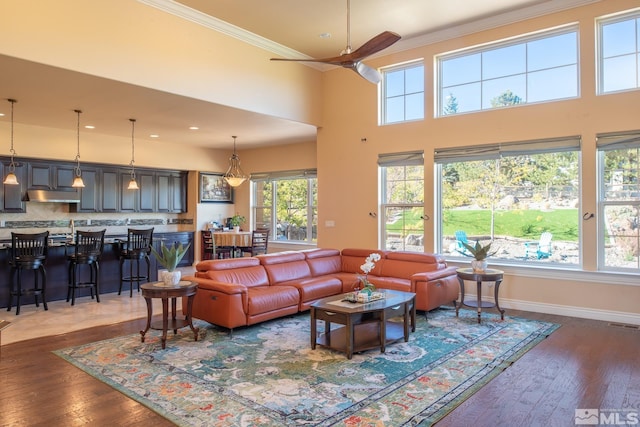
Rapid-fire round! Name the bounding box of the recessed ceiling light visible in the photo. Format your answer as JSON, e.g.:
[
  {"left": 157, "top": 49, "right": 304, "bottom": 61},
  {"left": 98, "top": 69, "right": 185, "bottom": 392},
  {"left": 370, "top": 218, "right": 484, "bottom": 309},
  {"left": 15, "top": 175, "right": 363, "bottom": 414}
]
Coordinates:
[
  {"left": 84, "top": 125, "right": 95, "bottom": 129},
  {"left": 189, "top": 126, "right": 199, "bottom": 130},
  {"left": 150, "top": 134, "right": 159, "bottom": 138},
  {"left": 319, "top": 32, "right": 331, "bottom": 39}
]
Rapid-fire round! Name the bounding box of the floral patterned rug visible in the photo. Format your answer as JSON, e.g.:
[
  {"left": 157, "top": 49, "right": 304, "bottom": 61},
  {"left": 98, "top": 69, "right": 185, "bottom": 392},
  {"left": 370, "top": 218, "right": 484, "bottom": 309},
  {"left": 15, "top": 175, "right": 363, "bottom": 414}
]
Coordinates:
[{"left": 54, "top": 308, "right": 558, "bottom": 426}]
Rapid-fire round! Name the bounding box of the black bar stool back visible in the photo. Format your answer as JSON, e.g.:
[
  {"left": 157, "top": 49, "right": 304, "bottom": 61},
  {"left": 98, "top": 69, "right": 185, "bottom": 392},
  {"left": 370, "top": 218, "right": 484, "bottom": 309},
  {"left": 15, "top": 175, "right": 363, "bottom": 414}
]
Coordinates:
[
  {"left": 66, "top": 229, "right": 106, "bottom": 306},
  {"left": 118, "top": 228, "right": 154, "bottom": 297},
  {"left": 7, "top": 231, "right": 49, "bottom": 315}
]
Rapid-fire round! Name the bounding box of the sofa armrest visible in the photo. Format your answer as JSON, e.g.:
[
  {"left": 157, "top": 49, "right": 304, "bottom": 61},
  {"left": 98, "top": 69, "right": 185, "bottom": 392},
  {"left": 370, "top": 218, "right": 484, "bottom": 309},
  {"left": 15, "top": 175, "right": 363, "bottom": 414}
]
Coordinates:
[
  {"left": 410, "top": 266, "right": 458, "bottom": 284},
  {"left": 183, "top": 276, "right": 248, "bottom": 295}
]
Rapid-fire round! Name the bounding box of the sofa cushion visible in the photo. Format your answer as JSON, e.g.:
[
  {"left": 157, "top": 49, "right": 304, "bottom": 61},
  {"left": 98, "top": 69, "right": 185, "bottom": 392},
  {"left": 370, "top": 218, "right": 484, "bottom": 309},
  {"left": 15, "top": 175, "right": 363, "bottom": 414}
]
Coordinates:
[
  {"left": 303, "top": 248, "right": 342, "bottom": 276},
  {"left": 276, "top": 276, "right": 343, "bottom": 306},
  {"left": 258, "top": 251, "right": 312, "bottom": 284},
  {"left": 380, "top": 252, "right": 441, "bottom": 279},
  {"left": 246, "top": 285, "right": 300, "bottom": 316},
  {"left": 199, "top": 257, "right": 269, "bottom": 288},
  {"left": 340, "top": 248, "right": 385, "bottom": 275}
]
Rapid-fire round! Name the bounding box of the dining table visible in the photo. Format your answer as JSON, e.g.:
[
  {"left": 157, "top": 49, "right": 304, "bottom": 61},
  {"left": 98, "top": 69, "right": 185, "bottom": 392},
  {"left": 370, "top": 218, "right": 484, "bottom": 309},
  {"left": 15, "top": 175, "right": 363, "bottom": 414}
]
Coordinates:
[{"left": 212, "top": 231, "right": 252, "bottom": 257}]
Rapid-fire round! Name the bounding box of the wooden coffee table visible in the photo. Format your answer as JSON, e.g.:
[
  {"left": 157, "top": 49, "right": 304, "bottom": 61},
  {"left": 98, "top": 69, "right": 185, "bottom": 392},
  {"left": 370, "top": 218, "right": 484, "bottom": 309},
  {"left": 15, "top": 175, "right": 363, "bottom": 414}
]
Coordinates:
[
  {"left": 310, "top": 290, "right": 416, "bottom": 359},
  {"left": 140, "top": 281, "right": 199, "bottom": 349}
]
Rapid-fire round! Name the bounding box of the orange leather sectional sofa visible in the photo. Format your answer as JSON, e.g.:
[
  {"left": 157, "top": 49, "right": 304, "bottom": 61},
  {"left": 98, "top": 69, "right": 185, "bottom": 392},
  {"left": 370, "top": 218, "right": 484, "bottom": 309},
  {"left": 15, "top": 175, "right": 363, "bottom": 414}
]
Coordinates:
[{"left": 184, "top": 248, "right": 459, "bottom": 332}]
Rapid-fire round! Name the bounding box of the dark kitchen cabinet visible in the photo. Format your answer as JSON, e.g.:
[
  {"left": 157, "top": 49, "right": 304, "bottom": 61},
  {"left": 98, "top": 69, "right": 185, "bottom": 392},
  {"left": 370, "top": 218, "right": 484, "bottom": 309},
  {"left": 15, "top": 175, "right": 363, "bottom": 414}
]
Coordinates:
[
  {"left": 71, "top": 167, "right": 99, "bottom": 212},
  {"left": 157, "top": 171, "right": 187, "bottom": 213},
  {"left": 101, "top": 169, "right": 119, "bottom": 212},
  {"left": 0, "top": 161, "right": 26, "bottom": 212},
  {"left": 27, "top": 162, "right": 53, "bottom": 190}
]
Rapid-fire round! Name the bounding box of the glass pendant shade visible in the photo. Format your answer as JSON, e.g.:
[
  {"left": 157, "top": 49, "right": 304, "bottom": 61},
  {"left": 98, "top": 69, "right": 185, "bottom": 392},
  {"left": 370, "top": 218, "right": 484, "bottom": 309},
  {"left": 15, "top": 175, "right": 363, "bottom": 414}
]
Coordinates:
[
  {"left": 3, "top": 172, "right": 18, "bottom": 185},
  {"left": 127, "top": 176, "right": 139, "bottom": 190},
  {"left": 3, "top": 98, "right": 19, "bottom": 185},
  {"left": 223, "top": 136, "right": 249, "bottom": 187},
  {"left": 72, "top": 175, "right": 85, "bottom": 188}
]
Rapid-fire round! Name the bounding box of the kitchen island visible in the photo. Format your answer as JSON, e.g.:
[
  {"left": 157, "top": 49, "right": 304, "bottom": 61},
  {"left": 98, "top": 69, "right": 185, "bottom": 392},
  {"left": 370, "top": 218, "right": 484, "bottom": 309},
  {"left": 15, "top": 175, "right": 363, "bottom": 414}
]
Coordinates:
[{"left": 0, "top": 231, "right": 194, "bottom": 310}]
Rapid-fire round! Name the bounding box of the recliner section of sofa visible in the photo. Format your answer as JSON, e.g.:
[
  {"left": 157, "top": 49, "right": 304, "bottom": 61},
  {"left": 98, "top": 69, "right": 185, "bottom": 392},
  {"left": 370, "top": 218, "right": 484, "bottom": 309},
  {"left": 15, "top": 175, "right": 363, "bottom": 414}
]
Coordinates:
[{"left": 184, "top": 248, "right": 459, "bottom": 331}]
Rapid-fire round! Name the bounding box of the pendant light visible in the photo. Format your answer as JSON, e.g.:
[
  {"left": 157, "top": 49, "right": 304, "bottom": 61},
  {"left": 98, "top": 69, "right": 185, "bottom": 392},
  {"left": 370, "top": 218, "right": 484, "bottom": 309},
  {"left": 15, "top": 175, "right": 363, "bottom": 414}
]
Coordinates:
[
  {"left": 3, "top": 99, "right": 19, "bottom": 185},
  {"left": 127, "top": 118, "right": 139, "bottom": 190},
  {"left": 71, "top": 109, "right": 85, "bottom": 188},
  {"left": 223, "top": 135, "right": 249, "bottom": 187}
]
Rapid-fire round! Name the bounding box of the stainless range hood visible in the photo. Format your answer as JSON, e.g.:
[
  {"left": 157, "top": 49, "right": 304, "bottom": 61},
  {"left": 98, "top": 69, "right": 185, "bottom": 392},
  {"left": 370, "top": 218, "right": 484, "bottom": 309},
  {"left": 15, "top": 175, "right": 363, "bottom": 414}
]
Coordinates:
[{"left": 27, "top": 190, "right": 80, "bottom": 203}]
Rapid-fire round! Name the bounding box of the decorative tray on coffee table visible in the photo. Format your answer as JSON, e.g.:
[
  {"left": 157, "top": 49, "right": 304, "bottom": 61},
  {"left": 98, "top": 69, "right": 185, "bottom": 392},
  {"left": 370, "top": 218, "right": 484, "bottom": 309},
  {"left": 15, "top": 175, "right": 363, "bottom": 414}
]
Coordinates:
[{"left": 342, "top": 291, "right": 386, "bottom": 304}]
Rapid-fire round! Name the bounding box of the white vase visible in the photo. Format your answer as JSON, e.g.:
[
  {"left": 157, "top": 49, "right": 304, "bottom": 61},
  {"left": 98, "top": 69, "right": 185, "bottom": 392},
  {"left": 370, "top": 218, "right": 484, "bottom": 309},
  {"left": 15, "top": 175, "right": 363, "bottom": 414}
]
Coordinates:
[
  {"left": 471, "top": 259, "right": 488, "bottom": 272},
  {"left": 162, "top": 270, "right": 182, "bottom": 286},
  {"left": 233, "top": 226, "right": 240, "bottom": 233}
]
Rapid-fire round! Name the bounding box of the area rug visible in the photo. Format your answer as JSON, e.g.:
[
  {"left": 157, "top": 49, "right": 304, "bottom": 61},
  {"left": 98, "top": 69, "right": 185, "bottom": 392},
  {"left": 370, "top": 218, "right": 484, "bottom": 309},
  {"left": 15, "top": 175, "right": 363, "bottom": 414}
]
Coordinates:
[{"left": 54, "top": 308, "right": 558, "bottom": 426}]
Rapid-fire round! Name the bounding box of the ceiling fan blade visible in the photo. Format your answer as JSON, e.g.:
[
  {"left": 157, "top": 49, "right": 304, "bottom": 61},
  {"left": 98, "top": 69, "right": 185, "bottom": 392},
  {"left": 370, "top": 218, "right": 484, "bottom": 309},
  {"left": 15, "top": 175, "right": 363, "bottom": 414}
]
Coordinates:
[
  {"left": 354, "top": 62, "right": 382, "bottom": 84},
  {"left": 349, "top": 31, "right": 401, "bottom": 61}
]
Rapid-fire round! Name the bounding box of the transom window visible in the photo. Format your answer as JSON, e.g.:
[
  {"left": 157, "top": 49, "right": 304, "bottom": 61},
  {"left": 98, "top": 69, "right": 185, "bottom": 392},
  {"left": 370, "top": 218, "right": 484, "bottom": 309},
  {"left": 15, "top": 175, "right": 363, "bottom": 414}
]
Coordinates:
[
  {"left": 597, "top": 10, "right": 640, "bottom": 94},
  {"left": 379, "top": 151, "right": 424, "bottom": 251},
  {"left": 435, "top": 137, "right": 580, "bottom": 265},
  {"left": 251, "top": 170, "right": 317, "bottom": 243},
  {"left": 380, "top": 61, "right": 425, "bottom": 125},
  {"left": 437, "top": 26, "right": 579, "bottom": 116}
]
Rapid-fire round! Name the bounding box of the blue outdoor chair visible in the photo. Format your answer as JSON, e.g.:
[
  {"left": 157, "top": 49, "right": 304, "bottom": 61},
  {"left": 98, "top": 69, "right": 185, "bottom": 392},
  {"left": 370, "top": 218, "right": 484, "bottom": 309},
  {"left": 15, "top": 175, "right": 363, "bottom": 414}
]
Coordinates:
[
  {"left": 455, "top": 230, "right": 470, "bottom": 255},
  {"left": 525, "top": 232, "right": 553, "bottom": 259}
]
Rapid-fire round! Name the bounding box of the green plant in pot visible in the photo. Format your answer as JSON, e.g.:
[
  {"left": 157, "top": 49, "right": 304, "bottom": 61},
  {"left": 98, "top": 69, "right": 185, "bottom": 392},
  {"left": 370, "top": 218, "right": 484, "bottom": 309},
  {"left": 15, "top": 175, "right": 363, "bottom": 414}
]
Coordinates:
[
  {"left": 230, "top": 213, "right": 246, "bottom": 232},
  {"left": 151, "top": 242, "right": 191, "bottom": 286},
  {"left": 459, "top": 240, "right": 496, "bottom": 272}
]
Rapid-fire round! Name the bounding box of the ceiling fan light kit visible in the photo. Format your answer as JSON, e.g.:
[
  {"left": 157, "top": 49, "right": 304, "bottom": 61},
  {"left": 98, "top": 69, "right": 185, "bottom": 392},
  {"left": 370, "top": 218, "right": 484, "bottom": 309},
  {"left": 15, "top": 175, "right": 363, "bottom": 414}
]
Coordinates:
[{"left": 270, "top": 0, "right": 400, "bottom": 83}]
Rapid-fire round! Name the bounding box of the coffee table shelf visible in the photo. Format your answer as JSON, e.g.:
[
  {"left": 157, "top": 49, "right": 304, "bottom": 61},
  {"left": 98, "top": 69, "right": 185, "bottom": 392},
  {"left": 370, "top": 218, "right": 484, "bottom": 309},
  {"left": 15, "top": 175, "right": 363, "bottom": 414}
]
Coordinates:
[
  {"left": 315, "top": 321, "right": 406, "bottom": 355},
  {"left": 311, "top": 290, "right": 416, "bottom": 359}
]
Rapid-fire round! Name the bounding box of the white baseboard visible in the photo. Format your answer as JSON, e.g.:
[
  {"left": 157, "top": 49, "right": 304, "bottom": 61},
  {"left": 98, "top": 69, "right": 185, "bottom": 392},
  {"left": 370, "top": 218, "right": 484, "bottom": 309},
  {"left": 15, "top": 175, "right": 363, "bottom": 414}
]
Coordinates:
[{"left": 463, "top": 294, "right": 640, "bottom": 326}]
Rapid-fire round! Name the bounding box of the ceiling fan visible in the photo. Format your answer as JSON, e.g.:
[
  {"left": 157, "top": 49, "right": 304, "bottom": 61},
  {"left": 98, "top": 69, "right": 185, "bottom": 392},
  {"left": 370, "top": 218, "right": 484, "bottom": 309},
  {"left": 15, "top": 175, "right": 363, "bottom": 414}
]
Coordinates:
[{"left": 270, "top": 0, "right": 401, "bottom": 84}]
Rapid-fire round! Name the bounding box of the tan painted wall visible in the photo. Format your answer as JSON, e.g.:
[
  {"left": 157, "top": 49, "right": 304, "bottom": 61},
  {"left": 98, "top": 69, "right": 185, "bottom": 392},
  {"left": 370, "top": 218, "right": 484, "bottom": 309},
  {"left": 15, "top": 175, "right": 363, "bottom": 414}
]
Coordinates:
[
  {"left": 316, "top": 0, "right": 640, "bottom": 321},
  {"left": 0, "top": 0, "right": 323, "bottom": 125}
]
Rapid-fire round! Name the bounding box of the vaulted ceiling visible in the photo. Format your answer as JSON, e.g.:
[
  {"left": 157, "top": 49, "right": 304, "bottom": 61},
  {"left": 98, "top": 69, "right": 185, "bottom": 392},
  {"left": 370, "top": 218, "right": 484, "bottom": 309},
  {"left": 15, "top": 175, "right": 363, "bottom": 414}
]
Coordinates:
[{"left": 0, "top": 0, "right": 597, "bottom": 149}]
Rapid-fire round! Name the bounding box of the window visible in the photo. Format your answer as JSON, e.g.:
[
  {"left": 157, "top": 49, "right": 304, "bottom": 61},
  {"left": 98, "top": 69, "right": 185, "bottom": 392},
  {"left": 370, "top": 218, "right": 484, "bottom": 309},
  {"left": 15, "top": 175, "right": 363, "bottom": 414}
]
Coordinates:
[
  {"left": 379, "top": 151, "right": 424, "bottom": 251},
  {"left": 251, "top": 169, "right": 317, "bottom": 243},
  {"left": 597, "top": 131, "right": 640, "bottom": 271},
  {"left": 437, "top": 26, "right": 578, "bottom": 116},
  {"left": 380, "top": 61, "right": 424, "bottom": 125},
  {"left": 435, "top": 137, "right": 580, "bottom": 265},
  {"left": 597, "top": 10, "right": 640, "bottom": 94}
]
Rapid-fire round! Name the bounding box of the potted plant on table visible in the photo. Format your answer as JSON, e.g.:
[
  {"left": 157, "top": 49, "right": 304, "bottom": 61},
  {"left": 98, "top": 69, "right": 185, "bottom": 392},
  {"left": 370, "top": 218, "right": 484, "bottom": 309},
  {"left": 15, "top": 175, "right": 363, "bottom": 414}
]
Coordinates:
[
  {"left": 459, "top": 240, "right": 495, "bottom": 272},
  {"left": 230, "top": 213, "right": 246, "bottom": 232},
  {"left": 151, "top": 241, "right": 191, "bottom": 286}
]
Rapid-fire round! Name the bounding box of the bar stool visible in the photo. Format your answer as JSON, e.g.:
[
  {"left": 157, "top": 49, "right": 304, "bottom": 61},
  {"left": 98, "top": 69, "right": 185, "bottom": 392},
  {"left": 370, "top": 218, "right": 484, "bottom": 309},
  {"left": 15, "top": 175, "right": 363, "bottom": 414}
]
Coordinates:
[
  {"left": 7, "top": 231, "right": 49, "bottom": 315},
  {"left": 118, "top": 228, "right": 154, "bottom": 297},
  {"left": 66, "top": 229, "right": 106, "bottom": 306}
]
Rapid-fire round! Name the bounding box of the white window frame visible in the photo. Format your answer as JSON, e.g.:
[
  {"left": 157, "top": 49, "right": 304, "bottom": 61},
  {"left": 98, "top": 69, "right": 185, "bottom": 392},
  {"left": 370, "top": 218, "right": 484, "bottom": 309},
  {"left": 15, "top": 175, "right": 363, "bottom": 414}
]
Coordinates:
[
  {"left": 434, "top": 137, "right": 582, "bottom": 266},
  {"left": 596, "top": 131, "right": 640, "bottom": 272},
  {"left": 379, "top": 60, "right": 425, "bottom": 125},
  {"left": 596, "top": 9, "right": 640, "bottom": 95},
  {"left": 251, "top": 169, "right": 317, "bottom": 244},
  {"left": 436, "top": 24, "right": 579, "bottom": 117},
  {"left": 378, "top": 151, "right": 425, "bottom": 252}
]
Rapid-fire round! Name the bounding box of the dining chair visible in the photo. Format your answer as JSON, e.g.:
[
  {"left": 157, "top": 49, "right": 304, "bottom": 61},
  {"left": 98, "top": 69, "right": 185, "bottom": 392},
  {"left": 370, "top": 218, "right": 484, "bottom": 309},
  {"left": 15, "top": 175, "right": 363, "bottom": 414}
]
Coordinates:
[{"left": 243, "top": 228, "right": 270, "bottom": 256}]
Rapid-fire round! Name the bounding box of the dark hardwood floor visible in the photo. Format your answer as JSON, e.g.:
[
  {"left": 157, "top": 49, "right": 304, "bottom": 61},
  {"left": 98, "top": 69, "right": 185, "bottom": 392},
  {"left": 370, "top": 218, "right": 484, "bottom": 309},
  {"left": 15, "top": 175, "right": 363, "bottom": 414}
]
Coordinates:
[{"left": 0, "top": 309, "right": 638, "bottom": 426}]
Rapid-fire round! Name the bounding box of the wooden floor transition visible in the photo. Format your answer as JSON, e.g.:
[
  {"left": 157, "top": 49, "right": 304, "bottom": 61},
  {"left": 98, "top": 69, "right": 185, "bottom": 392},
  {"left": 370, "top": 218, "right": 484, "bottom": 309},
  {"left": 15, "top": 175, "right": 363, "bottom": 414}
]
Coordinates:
[{"left": 0, "top": 309, "right": 638, "bottom": 426}]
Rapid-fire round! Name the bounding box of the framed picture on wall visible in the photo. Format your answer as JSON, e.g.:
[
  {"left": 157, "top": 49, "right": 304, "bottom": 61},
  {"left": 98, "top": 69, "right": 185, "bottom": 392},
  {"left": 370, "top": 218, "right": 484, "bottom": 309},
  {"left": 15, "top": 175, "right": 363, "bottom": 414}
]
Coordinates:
[{"left": 199, "top": 172, "right": 233, "bottom": 203}]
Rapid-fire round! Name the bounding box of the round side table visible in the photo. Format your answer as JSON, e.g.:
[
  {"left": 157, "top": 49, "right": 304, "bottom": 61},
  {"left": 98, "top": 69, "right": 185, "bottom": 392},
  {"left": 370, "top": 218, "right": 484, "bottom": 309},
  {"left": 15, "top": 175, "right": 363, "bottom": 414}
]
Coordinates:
[
  {"left": 140, "top": 281, "right": 199, "bottom": 349},
  {"left": 456, "top": 268, "right": 505, "bottom": 323}
]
